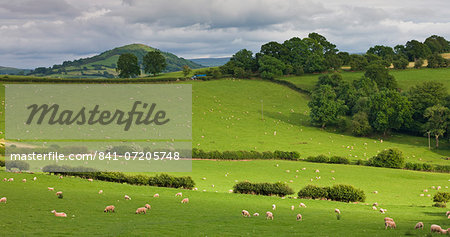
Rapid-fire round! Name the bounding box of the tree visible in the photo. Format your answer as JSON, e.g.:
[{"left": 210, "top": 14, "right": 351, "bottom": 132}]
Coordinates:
[
  {"left": 392, "top": 58, "right": 409, "bottom": 69},
  {"left": 364, "top": 64, "right": 397, "bottom": 90},
  {"left": 427, "top": 53, "right": 447, "bottom": 68},
  {"left": 408, "top": 81, "right": 448, "bottom": 123},
  {"left": 308, "top": 85, "right": 347, "bottom": 128},
  {"left": 325, "top": 54, "right": 343, "bottom": 71},
  {"left": 424, "top": 35, "right": 450, "bottom": 54},
  {"left": 182, "top": 65, "right": 191, "bottom": 77},
  {"left": 337, "top": 52, "right": 351, "bottom": 65},
  {"left": 369, "top": 148, "right": 405, "bottom": 168},
  {"left": 367, "top": 89, "right": 412, "bottom": 134},
  {"left": 414, "top": 58, "right": 424, "bottom": 69},
  {"left": 116, "top": 53, "right": 140, "bottom": 78},
  {"left": 349, "top": 54, "right": 368, "bottom": 71},
  {"left": 258, "top": 55, "right": 285, "bottom": 79},
  {"left": 366, "top": 45, "right": 395, "bottom": 63},
  {"left": 308, "top": 32, "right": 338, "bottom": 55},
  {"left": 229, "top": 49, "right": 256, "bottom": 71},
  {"left": 405, "top": 40, "right": 431, "bottom": 61},
  {"left": 143, "top": 51, "right": 167, "bottom": 76},
  {"left": 351, "top": 112, "right": 372, "bottom": 136},
  {"left": 423, "top": 105, "right": 449, "bottom": 148}
]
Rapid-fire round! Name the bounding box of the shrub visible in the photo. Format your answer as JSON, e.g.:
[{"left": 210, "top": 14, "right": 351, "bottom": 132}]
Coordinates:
[
  {"left": 306, "top": 155, "right": 329, "bottom": 163},
  {"left": 329, "top": 156, "right": 350, "bottom": 164},
  {"left": 6, "top": 160, "right": 30, "bottom": 171},
  {"left": 192, "top": 148, "right": 300, "bottom": 161},
  {"left": 328, "top": 184, "right": 366, "bottom": 202},
  {"left": 369, "top": 148, "right": 405, "bottom": 168},
  {"left": 393, "top": 58, "right": 409, "bottom": 69},
  {"left": 297, "top": 185, "right": 330, "bottom": 199},
  {"left": 433, "top": 192, "right": 450, "bottom": 204},
  {"left": 305, "top": 155, "right": 350, "bottom": 164},
  {"left": 233, "top": 181, "right": 294, "bottom": 197},
  {"left": 414, "top": 58, "right": 423, "bottom": 69},
  {"left": 351, "top": 112, "right": 372, "bottom": 136}
]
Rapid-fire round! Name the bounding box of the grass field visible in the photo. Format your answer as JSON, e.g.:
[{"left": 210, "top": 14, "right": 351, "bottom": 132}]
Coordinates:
[
  {"left": 278, "top": 68, "right": 450, "bottom": 93},
  {"left": 1, "top": 160, "right": 449, "bottom": 236}
]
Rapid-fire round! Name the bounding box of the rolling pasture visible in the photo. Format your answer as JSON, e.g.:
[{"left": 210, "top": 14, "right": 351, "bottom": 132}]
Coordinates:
[{"left": 1, "top": 160, "right": 449, "bottom": 236}]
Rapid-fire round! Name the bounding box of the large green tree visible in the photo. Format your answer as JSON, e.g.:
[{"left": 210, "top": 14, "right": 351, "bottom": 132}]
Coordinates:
[
  {"left": 423, "top": 105, "right": 449, "bottom": 148},
  {"left": 364, "top": 64, "right": 398, "bottom": 90},
  {"left": 407, "top": 81, "right": 448, "bottom": 123},
  {"left": 258, "top": 55, "right": 285, "bottom": 79},
  {"left": 229, "top": 49, "right": 256, "bottom": 71},
  {"left": 143, "top": 51, "right": 167, "bottom": 76},
  {"left": 308, "top": 85, "right": 347, "bottom": 128},
  {"left": 424, "top": 35, "right": 450, "bottom": 54},
  {"left": 405, "top": 40, "right": 431, "bottom": 61},
  {"left": 116, "top": 53, "right": 141, "bottom": 78}
]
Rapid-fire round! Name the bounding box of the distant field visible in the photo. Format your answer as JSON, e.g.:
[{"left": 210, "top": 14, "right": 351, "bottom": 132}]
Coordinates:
[{"left": 278, "top": 68, "right": 450, "bottom": 93}]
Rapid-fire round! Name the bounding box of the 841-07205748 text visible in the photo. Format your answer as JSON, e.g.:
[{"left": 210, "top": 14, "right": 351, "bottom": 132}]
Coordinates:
[{"left": 8, "top": 151, "right": 181, "bottom": 161}]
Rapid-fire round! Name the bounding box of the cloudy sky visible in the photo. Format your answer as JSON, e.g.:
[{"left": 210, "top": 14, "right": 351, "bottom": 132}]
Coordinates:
[{"left": 0, "top": 0, "right": 449, "bottom": 68}]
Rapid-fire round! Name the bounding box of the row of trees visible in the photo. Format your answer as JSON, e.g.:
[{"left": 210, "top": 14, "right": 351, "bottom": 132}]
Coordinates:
[
  {"left": 116, "top": 51, "right": 167, "bottom": 78},
  {"left": 219, "top": 34, "right": 449, "bottom": 79},
  {"left": 308, "top": 66, "right": 449, "bottom": 148}
]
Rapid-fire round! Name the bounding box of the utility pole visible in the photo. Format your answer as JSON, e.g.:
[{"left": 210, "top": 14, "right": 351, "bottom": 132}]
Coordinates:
[{"left": 261, "top": 100, "right": 264, "bottom": 120}]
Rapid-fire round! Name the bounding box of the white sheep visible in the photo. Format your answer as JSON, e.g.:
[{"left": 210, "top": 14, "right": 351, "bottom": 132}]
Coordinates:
[
  {"left": 51, "top": 210, "right": 67, "bottom": 217},
  {"left": 87, "top": 178, "right": 93, "bottom": 182},
  {"left": 56, "top": 191, "right": 63, "bottom": 196},
  {"left": 373, "top": 191, "right": 378, "bottom": 194},
  {"left": 291, "top": 205, "right": 295, "bottom": 211},
  {"left": 241, "top": 210, "right": 250, "bottom": 217},
  {"left": 193, "top": 188, "right": 198, "bottom": 191},
  {"left": 104, "top": 205, "right": 115, "bottom": 213},
  {"left": 414, "top": 222, "right": 423, "bottom": 230},
  {"left": 48, "top": 187, "right": 54, "bottom": 191},
  {"left": 335, "top": 209, "right": 341, "bottom": 214},
  {"left": 175, "top": 192, "right": 182, "bottom": 197},
  {"left": 181, "top": 198, "right": 189, "bottom": 203},
  {"left": 8, "top": 178, "right": 13, "bottom": 182},
  {"left": 124, "top": 195, "right": 131, "bottom": 200},
  {"left": 22, "top": 179, "right": 26, "bottom": 183},
  {"left": 2, "top": 178, "right": 6, "bottom": 182},
  {"left": 384, "top": 217, "right": 394, "bottom": 222},
  {"left": 272, "top": 204, "right": 276, "bottom": 210},
  {"left": 266, "top": 211, "right": 274, "bottom": 220},
  {"left": 446, "top": 211, "right": 450, "bottom": 217},
  {"left": 33, "top": 177, "right": 37, "bottom": 181},
  {"left": 229, "top": 189, "right": 233, "bottom": 193},
  {"left": 372, "top": 206, "right": 377, "bottom": 210},
  {"left": 0, "top": 197, "right": 6, "bottom": 203},
  {"left": 299, "top": 203, "right": 306, "bottom": 208},
  {"left": 431, "top": 224, "right": 442, "bottom": 233},
  {"left": 135, "top": 207, "right": 147, "bottom": 214},
  {"left": 385, "top": 220, "right": 396, "bottom": 229},
  {"left": 98, "top": 190, "right": 103, "bottom": 194},
  {"left": 253, "top": 213, "right": 259, "bottom": 216},
  {"left": 315, "top": 169, "right": 320, "bottom": 173},
  {"left": 144, "top": 204, "right": 151, "bottom": 210},
  {"left": 153, "top": 193, "right": 160, "bottom": 198},
  {"left": 424, "top": 189, "right": 428, "bottom": 192},
  {"left": 437, "top": 186, "right": 441, "bottom": 190},
  {"left": 296, "top": 213, "right": 302, "bottom": 221},
  {"left": 420, "top": 194, "right": 424, "bottom": 197},
  {"left": 373, "top": 202, "right": 378, "bottom": 206},
  {"left": 380, "top": 208, "right": 386, "bottom": 214},
  {"left": 59, "top": 176, "right": 63, "bottom": 179}
]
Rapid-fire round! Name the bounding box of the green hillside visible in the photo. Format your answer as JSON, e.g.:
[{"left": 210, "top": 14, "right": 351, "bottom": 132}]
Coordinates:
[
  {"left": 0, "top": 66, "right": 31, "bottom": 75},
  {"left": 29, "top": 44, "right": 204, "bottom": 78},
  {"left": 189, "top": 57, "right": 230, "bottom": 67}
]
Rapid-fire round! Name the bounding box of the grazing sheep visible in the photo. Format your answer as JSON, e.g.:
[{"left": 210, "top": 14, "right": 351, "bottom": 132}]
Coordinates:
[
  {"left": 124, "top": 195, "right": 131, "bottom": 200},
  {"left": 98, "top": 190, "right": 103, "bottom": 194},
  {"left": 373, "top": 202, "right": 378, "bottom": 206},
  {"left": 315, "top": 169, "right": 320, "bottom": 173},
  {"left": 266, "top": 211, "right": 274, "bottom": 220},
  {"left": 437, "top": 186, "right": 441, "bottom": 190},
  {"left": 335, "top": 209, "right": 341, "bottom": 214},
  {"left": 272, "top": 204, "right": 276, "bottom": 210},
  {"left": 181, "top": 198, "right": 189, "bottom": 203},
  {"left": 56, "top": 191, "right": 63, "bottom": 196},
  {"left": 87, "top": 179, "right": 93, "bottom": 182},
  {"left": 8, "top": 178, "right": 13, "bottom": 182},
  {"left": 144, "top": 204, "right": 151, "bottom": 210},
  {"left": 372, "top": 206, "right": 377, "bottom": 210},
  {"left": 193, "top": 188, "right": 198, "bottom": 191},
  {"left": 331, "top": 170, "right": 335, "bottom": 173},
  {"left": 0, "top": 197, "right": 6, "bottom": 203},
  {"left": 291, "top": 205, "right": 295, "bottom": 211},
  {"left": 445, "top": 211, "right": 450, "bottom": 217},
  {"left": 2, "top": 178, "right": 6, "bottom": 182},
  {"left": 59, "top": 176, "right": 63, "bottom": 179},
  {"left": 385, "top": 220, "right": 396, "bottom": 229},
  {"left": 296, "top": 214, "right": 302, "bottom": 221},
  {"left": 104, "top": 205, "right": 115, "bottom": 213},
  {"left": 432, "top": 186, "right": 436, "bottom": 189},
  {"left": 253, "top": 213, "right": 259, "bottom": 217},
  {"left": 202, "top": 177, "right": 206, "bottom": 180},
  {"left": 22, "top": 179, "right": 26, "bottom": 183},
  {"left": 175, "top": 192, "right": 182, "bottom": 197},
  {"left": 373, "top": 191, "right": 378, "bottom": 194},
  {"left": 33, "top": 177, "right": 37, "bottom": 181},
  {"left": 424, "top": 189, "right": 428, "bottom": 192},
  {"left": 153, "top": 194, "right": 159, "bottom": 198},
  {"left": 48, "top": 187, "right": 54, "bottom": 191},
  {"left": 51, "top": 210, "right": 67, "bottom": 217},
  {"left": 302, "top": 168, "right": 306, "bottom": 170},
  {"left": 384, "top": 217, "right": 394, "bottom": 222},
  {"left": 431, "top": 224, "right": 442, "bottom": 233},
  {"left": 380, "top": 208, "right": 386, "bottom": 214},
  {"left": 299, "top": 203, "right": 307, "bottom": 208},
  {"left": 241, "top": 210, "right": 250, "bottom": 217},
  {"left": 414, "top": 222, "right": 424, "bottom": 230},
  {"left": 135, "top": 207, "right": 147, "bottom": 214},
  {"left": 420, "top": 194, "right": 424, "bottom": 197},
  {"left": 211, "top": 184, "right": 215, "bottom": 187}
]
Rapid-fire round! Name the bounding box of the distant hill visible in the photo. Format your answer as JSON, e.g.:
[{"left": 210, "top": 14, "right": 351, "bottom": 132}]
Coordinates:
[
  {"left": 29, "top": 44, "right": 204, "bottom": 78},
  {"left": 189, "top": 57, "right": 230, "bottom": 67},
  {"left": 0, "top": 66, "right": 31, "bottom": 75}
]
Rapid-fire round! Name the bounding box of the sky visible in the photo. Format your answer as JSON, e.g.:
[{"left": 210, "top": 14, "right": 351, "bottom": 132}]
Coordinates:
[{"left": 0, "top": 0, "right": 449, "bottom": 69}]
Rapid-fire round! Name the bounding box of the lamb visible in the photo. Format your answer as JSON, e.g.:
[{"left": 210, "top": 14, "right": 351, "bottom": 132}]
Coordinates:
[
  {"left": 0, "top": 197, "right": 6, "bottom": 203},
  {"left": 253, "top": 213, "right": 259, "bottom": 217},
  {"left": 266, "top": 211, "right": 274, "bottom": 220},
  {"left": 272, "top": 204, "right": 276, "bottom": 210},
  {"left": 335, "top": 209, "right": 341, "bottom": 214},
  {"left": 56, "top": 191, "right": 63, "bottom": 196},
  {"left": 98, "top": 190, "right": 103, "bottom": 194},
  {"left": 51, "top": 210, "right": 67, "bottom": 217},
  {"left": 135, "top": 207, "right": 147, "bottom": 214},
  {"left": 22, "top": 179, "right": 26, "bottom": 183},
  {"left": 385, "top": 220, "right": 396, "bottom": 229},
  {"left": 299, "top": 203, "right": 307, "bottom": 208},
  {"left": 48, "top": 187, "right": 55, "bottom": 191},
  {"left": 181, "top": 198, "right": 189, "bottom": 203},
  {"left": 87, "top": 179, "right": 93, "bottom": 182},
  {"left": 431, "top": 224, "right": 442, "bottom": 233},
  {"left": 153, "top": 194, "right": 159, "bottom": 198},
  {"left": 414, "top": 222, "right": 424, "bottom": 230},
  {"left": 145, "top": 204, "right": 151, "bottom": 210},
  {"left": 104, "top": 205, "right": 115, "bottom": 213},
  {"left": 296, "top": 214, "right": 302, "bottom": 221},
  {"left": 241, "top": 210, "right": 250, "bottom": 217},
  {"left": 124, "top": 195, "right": 131, "bottom": 200},
  {"left": 175, "top": 192, "right": 182, "bottom": 197}
]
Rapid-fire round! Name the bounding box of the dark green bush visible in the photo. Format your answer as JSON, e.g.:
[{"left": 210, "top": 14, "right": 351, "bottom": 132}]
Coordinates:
[
  {"left": 297, "top": 185, "right": 330, "bottom": 199},
  {"left": 192, "top": 148, "right": 300, "bottom": 161},
  {"left": 297, "top": 184, "right": 365, "bottom": 202},
  {"left": 233, "top": 181, "right": 294, "bottom": 197},
  {"left": 329, "top": 156, "right": 350, "bottom": 164},
  {"left": 305, "top": 155, "right": 350, "bottom": 164},
  {"left": 6, "top": 160, "right": 30, "bottom": 171},
  {"left": 369, "top": 148, "right": 405, "bottom": 168},
  {"left": 433, "top": 192, "right": 450, "bottom": 204}
]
